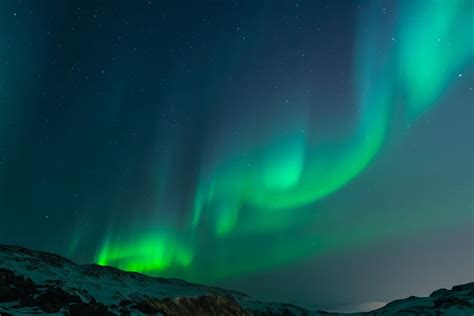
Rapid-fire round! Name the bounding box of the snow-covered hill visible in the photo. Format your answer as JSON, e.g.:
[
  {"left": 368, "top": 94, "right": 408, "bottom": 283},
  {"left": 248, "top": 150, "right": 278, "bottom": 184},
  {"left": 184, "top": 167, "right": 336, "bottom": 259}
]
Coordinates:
[
  {"left": 0, "top": 244, "right": 472, "bottom": 315},
  {"left": 0, "top": 245, "right": 313, "bottom": 315}
]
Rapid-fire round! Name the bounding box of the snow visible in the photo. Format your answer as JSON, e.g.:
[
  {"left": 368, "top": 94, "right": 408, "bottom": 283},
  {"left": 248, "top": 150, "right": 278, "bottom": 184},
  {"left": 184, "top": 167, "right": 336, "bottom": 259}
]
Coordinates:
[
  {"left": 0, "top": 245, "right": 472, "bottom": 315},
  {"left": 0, "top": 245, "right": 317, "bottom": 315}
]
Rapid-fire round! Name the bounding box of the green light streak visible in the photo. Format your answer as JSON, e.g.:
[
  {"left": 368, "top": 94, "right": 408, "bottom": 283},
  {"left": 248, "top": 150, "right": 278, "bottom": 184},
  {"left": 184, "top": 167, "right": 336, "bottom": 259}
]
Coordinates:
[
  {"left": 262, "top": 134, "right": 306, "bottom": 190},
  {"left": 94, "top": 0, "right": 474, "bottom": 281},
  {"left": 398, "top": 0, "right": 474, "bottom": 119},
  {"left": 97, "top": 232, "right": 193, "bottom": 275}
]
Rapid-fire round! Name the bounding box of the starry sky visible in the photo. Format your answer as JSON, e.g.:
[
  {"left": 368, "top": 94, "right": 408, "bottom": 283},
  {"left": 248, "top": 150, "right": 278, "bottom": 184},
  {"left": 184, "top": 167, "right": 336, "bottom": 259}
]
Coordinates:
[{"left": 0, "top": 0, "right": 473, "bottom": 310}]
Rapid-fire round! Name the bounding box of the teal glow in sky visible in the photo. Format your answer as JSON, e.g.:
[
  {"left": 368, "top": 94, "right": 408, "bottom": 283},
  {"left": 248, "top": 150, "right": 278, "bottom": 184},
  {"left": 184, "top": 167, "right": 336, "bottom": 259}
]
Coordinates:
[
  {"left": 97, "top": 0, "right": 473, "bottom": 280},
  {"left": 0, "top": 0, "right": 472, "bottom": 307}
]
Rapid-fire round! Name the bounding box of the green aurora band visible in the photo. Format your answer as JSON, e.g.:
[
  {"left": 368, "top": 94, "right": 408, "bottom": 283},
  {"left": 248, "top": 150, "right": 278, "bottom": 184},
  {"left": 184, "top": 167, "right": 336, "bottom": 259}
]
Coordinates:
[{"left": 95, "top": 1, "right": 474, "bottom": 281}]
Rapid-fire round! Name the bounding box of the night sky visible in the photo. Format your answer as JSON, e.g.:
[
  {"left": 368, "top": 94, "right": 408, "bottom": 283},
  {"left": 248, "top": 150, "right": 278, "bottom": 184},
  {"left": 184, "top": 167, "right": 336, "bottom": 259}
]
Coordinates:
[{"left": 0, "top": 0, "right": 473, "bottom": 310}]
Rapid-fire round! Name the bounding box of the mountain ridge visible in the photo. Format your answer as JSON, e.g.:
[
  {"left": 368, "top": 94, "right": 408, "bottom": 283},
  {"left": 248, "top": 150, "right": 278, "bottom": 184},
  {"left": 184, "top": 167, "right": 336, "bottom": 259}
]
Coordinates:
[{"left": 0, "top": 244, "right": 472, "bottom": 315}]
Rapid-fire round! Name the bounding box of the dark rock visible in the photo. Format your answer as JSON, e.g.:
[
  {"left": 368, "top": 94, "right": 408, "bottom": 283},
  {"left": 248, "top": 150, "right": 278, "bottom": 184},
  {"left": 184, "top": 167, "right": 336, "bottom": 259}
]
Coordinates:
[
  {"left": 119, "top": 299, "right": 132, "bottom": 307},
  {"left": 433, "top": 297, "right": 474, "bottom": 308},
  {"left": 0, "top": 269, "right": 15, "bottom": 286},
  {"left": 0, "top": 285, "right": 18, "bottom": 303},
  {"left": 130, "top": 294, "right": 251, "bottom": 316},
  {"left": 37, "top": 250, "right": 75, "bottom": 268},
  {"left": 19, "top": 294, "right": 36, "bottom": 307},
  {"left": 131, "top": 302, "right": 163, "bottom": 314},
  {"left": 430, "top": 288, "right": 449, "bottom": 298},
  {"left": 119, "top": 309, "right": 131, "bottom": 316},
  {"left": 452, "top": 283, "right": 474, "bottom": 292},
  {"left": 396, "top": 308, "right": 426, "bottom": 315},
  {"left": 13, "top": 275, "right": 25, "bottom": 286},
  {"left": 13, "top": 277, "right": 37, "bottom": 298},
  {"left": 36, "top": 286, "right": 83, "bottom": 313},
  {"left": 36, "top": 286, "right": 82, "bottom": 305},
  {"left": 39, "top": 302, "right": 62, "bottom": 313},
  {"left": 69, "top": 301, "right": 114, "bottom": 316},
  {"left": 25, "top": 278, "right": 37, "bottom": 292}
]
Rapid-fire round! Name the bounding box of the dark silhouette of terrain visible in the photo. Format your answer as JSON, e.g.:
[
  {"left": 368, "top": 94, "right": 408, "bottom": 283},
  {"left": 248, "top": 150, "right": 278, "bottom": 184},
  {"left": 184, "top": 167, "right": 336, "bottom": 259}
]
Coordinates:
[{"left": 0, "top": 245, "right": 472, "bottom": 315}]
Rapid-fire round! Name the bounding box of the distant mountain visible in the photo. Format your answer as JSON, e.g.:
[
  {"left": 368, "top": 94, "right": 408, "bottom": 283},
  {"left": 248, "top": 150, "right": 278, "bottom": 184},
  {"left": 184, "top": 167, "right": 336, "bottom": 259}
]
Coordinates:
[{"left": 0, "top": 244, "right": 472, "bottom": 315}]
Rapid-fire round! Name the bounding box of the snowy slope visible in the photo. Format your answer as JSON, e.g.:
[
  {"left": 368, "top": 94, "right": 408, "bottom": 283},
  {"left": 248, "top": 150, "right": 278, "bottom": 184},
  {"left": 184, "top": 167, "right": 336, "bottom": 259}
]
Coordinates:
[
  {"left": 358, "top": 282, "right": 474, "bottom": 316},
  {"left": 0, "top": 244, "right": 472, "bottom": 315},
  {"left": 0, "top": 244, "right": 314, "bottom": 315}
]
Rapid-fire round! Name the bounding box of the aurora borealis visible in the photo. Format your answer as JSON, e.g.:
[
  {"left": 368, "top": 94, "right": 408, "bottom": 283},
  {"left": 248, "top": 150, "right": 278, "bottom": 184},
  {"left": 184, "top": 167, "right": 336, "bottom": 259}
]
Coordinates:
[{"left": 1, "top": 0, "right": 473, "bottom": 309}]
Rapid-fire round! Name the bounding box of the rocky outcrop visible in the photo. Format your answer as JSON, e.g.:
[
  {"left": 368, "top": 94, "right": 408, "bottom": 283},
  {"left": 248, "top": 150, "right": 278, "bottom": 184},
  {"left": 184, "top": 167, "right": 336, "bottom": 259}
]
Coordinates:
[
  {"left": 0, "top": 267, "right": 255, "bottom": 315},
  {"left": 0, "top": 267, "right": 112, "bottom": 314},
  {"left": 362, "top": 282, "right": 474, "bottom": 316}
]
